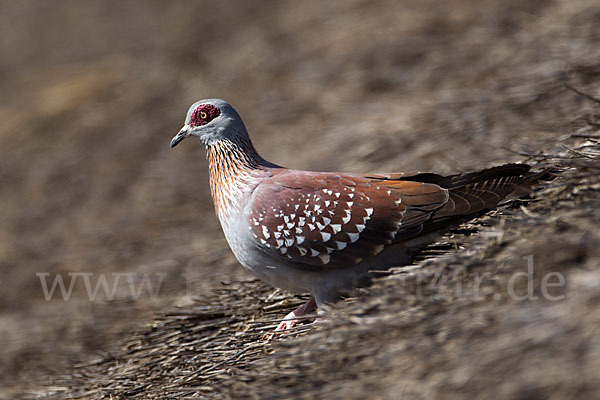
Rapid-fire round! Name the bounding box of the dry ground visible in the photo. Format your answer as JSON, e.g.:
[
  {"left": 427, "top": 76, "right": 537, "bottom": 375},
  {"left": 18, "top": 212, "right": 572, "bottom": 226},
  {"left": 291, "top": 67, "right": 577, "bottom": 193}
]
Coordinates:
[{"left": 1, "top": 0, "right": 600, "bottom": 398}]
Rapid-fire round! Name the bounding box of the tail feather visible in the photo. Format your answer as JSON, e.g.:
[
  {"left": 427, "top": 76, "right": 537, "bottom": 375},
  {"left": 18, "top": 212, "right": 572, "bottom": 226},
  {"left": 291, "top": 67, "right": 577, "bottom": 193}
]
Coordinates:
[{"left": 402, "top": 163, "right": 550, "bottom": 237}]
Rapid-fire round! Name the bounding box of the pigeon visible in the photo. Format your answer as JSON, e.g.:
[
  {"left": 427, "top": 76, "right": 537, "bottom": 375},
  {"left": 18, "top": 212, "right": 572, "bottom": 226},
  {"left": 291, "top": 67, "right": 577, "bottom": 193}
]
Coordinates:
[{"left": 170, "top": 99, "right": 541, "bottom": 330}]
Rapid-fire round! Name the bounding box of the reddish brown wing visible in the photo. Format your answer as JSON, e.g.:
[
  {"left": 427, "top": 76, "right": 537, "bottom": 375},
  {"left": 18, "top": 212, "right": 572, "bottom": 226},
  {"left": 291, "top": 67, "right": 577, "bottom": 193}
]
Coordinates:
[
  {"left": 372, "top": 163, "right": 532, "bottom": 236},
  {"left": 247, "top": 170, "right": 448, "bottom": 271}
]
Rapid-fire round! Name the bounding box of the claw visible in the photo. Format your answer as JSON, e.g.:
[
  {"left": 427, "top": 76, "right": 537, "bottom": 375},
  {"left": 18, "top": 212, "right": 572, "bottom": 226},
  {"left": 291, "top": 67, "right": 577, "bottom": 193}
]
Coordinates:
[{"left": 264, "top": 296, "right": 317, "bottom": 340}]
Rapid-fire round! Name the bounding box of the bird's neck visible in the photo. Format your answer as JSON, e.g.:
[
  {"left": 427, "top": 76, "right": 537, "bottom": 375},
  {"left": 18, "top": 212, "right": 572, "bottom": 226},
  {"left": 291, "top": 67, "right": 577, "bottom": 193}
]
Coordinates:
[{"left": 207, "top": 137, "right": 274, "bottom": 221}]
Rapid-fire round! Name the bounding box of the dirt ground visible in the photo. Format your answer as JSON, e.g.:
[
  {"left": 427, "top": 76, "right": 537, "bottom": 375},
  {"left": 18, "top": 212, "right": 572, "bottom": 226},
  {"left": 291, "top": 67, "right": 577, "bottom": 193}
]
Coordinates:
[{"left": 1, "top": 0, "right": 600, "bottom": 398}]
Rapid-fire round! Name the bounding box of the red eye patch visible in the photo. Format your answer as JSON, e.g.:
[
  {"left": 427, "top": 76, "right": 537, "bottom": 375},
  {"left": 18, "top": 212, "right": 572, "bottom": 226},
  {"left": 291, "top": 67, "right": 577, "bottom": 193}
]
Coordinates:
[{"left": 190, "top": 104, "right": 221, "bottom": 127}]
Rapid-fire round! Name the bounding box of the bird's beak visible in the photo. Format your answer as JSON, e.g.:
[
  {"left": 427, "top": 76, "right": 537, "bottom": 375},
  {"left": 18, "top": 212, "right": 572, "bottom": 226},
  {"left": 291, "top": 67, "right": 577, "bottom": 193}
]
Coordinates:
[{"left": 170, "top": 125, "right": 190, "bottom": 148}]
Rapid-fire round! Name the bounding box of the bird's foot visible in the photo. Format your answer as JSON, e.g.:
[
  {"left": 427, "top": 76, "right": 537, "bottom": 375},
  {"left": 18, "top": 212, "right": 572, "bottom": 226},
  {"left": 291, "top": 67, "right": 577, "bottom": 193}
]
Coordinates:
[
  {"left": 275, "top": 317, "right": 300, "bottom": 331},
  {"left": 275, "top": 296, "right": 317, "bottom": 331},
  {"left": 263, "top": 297, "right": 317, "bottom": 341}
]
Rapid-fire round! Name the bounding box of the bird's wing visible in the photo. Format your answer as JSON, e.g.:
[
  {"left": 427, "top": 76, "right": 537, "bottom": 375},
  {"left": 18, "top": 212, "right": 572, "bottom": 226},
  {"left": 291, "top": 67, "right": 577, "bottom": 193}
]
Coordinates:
[
  {"left": 366, "top": 163, "right": 531, "bottom": 235},
  {"left": 247, "top": 164, "right": 533, "bottom": 271},
  {"left": 246, "top": 169, "right": 448, "bottom": 271}
]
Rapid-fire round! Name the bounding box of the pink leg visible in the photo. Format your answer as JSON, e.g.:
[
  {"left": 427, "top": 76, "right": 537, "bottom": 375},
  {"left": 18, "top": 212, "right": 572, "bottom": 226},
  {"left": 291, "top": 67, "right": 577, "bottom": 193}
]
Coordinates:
[{"left": 275, "top": 296, "right": 317, "bottom": 331}]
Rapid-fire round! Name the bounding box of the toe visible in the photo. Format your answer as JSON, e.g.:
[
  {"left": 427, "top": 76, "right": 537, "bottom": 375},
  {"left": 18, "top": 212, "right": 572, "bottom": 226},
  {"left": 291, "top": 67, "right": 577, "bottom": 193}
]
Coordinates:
[{"left": 275, "top": 319, "right": 298, "bottom": 331}]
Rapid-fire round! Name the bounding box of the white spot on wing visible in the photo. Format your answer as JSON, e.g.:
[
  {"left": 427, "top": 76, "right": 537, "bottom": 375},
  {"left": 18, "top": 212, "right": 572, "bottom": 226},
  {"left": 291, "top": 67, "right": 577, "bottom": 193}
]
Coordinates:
[
  {"left": 319, "top": 254, "right": 330, "bottom": 264},
  {"left": 334, "top": 241, "right": 347, "bottom": 250},
  {"left": 331, "top": 224, "right": 342, "bottom": 233},
  {"left": 342, "top": 211, "right": 352, "bottom": 224},
  {"left": 297, "top": 236, "right": 305, "bottom": 244},
  {"left": 347, "top": 232, "right": 360, "bottom": 243},
  {"left": 262, "top": 225, "right": 270, "bottom": 239},
  {"left": 320, "top": 231, "right": 332, "bottom": 241}
]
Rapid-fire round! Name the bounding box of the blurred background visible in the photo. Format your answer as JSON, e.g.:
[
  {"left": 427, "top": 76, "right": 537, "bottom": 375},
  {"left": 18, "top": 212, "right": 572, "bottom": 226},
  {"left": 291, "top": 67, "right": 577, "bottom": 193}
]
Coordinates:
[{"left": 1, "top": 0, "right": 599, "bottom": 396}]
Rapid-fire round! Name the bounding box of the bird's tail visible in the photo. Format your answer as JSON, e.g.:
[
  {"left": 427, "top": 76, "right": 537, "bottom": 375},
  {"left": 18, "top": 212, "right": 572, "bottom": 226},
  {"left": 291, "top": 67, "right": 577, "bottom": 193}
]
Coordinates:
[{"left": 403, "top": 163, "right": 553, "bottom": 236}]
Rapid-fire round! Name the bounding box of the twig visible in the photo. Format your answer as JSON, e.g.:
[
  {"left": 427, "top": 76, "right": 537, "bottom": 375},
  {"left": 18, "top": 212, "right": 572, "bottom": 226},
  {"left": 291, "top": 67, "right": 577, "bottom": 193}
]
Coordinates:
[
  {"left": 560, "top": 144, "right": 596, "bottom": 159},
  {"left": 571, "top": 134, "right": 600, "bottom": 139},
  {"left": 565, "top": 83, "right": 600, "bottom": 105}
]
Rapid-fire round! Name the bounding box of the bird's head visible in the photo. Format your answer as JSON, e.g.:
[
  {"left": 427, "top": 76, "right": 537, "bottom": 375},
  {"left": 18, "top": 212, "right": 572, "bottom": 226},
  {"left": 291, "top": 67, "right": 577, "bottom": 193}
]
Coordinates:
[{"left": 170, "top": 99, "right": 249, "bottom": 149}]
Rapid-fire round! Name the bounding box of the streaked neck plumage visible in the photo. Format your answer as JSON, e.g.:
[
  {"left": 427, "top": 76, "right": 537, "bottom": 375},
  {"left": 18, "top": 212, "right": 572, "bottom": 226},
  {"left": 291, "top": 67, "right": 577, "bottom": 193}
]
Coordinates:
[{"left": 207, "top": 135, "right": 276, "bottom": 222}]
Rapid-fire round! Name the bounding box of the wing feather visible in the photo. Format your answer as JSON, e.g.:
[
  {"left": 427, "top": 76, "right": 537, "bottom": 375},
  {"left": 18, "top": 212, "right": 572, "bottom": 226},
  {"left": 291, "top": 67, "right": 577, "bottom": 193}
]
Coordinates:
[{"left": 247, "top": 164, "right": 532, "bottom": 271}]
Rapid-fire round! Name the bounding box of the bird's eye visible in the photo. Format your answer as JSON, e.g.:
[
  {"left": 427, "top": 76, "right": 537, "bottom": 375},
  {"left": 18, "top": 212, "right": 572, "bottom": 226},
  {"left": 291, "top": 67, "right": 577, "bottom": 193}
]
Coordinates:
[{"left": 189, "top": 103, "right": 221, "bottom": 127}]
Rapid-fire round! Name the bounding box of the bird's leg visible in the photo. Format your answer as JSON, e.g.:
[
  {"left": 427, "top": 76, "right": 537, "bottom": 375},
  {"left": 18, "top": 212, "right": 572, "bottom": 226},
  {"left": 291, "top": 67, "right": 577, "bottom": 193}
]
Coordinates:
[{"left": 275, "top": 296, "right": 317, "bottom": 331}]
